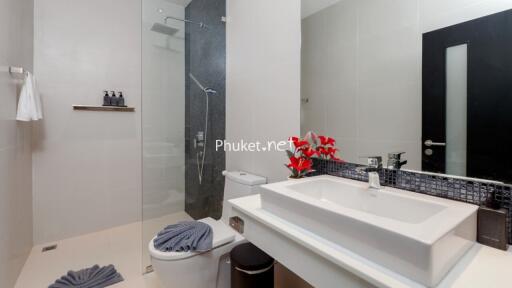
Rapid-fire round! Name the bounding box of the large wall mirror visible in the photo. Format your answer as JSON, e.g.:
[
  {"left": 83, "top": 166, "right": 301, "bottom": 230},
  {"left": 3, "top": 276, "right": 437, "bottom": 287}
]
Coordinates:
[{"left": 300, "top": 0, "right": 512, "bottom": 184}]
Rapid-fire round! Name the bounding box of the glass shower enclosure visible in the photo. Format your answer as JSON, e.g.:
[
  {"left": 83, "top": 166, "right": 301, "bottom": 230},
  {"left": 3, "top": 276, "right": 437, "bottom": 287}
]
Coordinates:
[{"left": 141, "top": 0, "right": 226, "bottom": 272}]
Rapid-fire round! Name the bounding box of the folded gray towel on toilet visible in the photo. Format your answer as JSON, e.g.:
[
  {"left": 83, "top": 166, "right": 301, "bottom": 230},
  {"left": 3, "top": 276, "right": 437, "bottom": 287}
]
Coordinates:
[
  {"left": 48, "top": 264, "right": 123, "bottom": 288},
  {"left": 154, "top": 221, "right": 213, "bottom": 252}
]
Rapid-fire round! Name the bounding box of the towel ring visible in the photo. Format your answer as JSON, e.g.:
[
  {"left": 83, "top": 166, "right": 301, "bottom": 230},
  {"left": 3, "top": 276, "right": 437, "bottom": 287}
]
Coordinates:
[{"left": 9, "top": 66, "right": 28, "bottom": 76}]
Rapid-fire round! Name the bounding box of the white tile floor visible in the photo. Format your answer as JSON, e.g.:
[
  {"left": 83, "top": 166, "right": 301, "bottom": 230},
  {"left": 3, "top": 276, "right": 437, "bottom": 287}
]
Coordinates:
[
  {"left": 16, "top": 209, "right": 512, "bottom": 288},
  {"left": 15, "top": 212, "right": 192, "bottom": 288}
]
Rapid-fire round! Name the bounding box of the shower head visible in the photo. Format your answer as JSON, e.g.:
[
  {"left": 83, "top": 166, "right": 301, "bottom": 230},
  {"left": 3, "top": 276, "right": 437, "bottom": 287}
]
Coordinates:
[
  {"left": 150, "top": 23, "right": 179, "bottom": 36},
  {"left": 204, "top": 88, "right": 217, "bottom": 95},
  {"left": 189, "top": 73, "right": 217, "bottom": 95}
]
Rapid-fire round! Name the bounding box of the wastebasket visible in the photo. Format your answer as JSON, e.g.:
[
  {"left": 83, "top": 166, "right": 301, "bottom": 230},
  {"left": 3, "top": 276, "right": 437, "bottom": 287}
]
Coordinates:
[{"left": 230, "top": 242, "right": 275, "bottom": 288}]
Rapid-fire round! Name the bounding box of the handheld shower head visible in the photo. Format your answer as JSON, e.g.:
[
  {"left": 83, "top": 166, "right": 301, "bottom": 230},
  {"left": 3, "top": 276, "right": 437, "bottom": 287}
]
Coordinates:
[
  {"left": 204, "top": 88, "right": 217, "bottom": 95},
  {"left": 189, "top": 73, "right": 217, "bottom": 95},
  {"left": 188, "top": 73, "right": 216, "bottom": 185}
]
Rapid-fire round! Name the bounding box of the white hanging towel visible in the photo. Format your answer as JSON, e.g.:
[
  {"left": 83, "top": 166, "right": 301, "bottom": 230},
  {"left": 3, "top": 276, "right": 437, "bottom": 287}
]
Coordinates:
[{"left": 16, "top": 72, "right": 43, "bottom": 121}]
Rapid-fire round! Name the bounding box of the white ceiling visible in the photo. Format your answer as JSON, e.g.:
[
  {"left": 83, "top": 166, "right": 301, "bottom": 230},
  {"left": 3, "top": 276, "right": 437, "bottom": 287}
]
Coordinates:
[
  {"left": 164, "top": 0, "right": 193, "bottom": 7},
  {"left": 302, "top": 0, "right": 341, "bottom": 19}
]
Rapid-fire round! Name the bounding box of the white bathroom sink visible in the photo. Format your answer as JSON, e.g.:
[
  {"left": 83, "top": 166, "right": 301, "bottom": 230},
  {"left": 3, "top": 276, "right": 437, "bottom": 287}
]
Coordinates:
[{"left": 260, "top": 175, "right": 478, "bottom": 287}]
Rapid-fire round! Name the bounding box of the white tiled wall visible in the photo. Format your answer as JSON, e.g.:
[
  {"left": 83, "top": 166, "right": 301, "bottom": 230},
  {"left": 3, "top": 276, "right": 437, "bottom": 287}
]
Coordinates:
[
  {"left": 302, "top": 0, "right": 512, "bottom": 170},
  {"left": 0, "top": 0, "right": 34, "bottom": 286},
  {"left": 32, "top": 0, "right": 142, "bottom": 244},
  {"left": 226, "top": 0, "right": 301, "bottom": 183}
]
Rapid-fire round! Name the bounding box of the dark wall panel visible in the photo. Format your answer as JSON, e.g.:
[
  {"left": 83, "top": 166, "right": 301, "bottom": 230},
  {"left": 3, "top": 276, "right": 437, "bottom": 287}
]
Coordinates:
[{"left": 185, "top": 0, "right": 226, "bottom": 219}]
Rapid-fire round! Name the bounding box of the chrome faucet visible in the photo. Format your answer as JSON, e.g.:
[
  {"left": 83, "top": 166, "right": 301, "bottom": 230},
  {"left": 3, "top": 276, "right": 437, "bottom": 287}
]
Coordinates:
[
  {"left": 357, "top": 156, "right": 382, "bottom": 190},
  {"left": 387, "top": 152, "right": 408, "bottom": 170}
]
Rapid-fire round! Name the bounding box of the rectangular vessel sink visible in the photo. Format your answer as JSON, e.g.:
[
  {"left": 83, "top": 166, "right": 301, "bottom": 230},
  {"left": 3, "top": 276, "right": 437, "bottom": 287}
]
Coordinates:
[{"left": 260, "top": 175, "right": 477, "bottom": 287}]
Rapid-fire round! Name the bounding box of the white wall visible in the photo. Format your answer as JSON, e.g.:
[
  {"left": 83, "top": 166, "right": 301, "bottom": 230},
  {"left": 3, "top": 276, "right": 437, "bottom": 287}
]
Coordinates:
[
  {"left": 420, "top": 0, "right": 512, "bottom": 33},
  {"left": 226, "top": 0, "right": 301, "bottom": 183},
  {"left": 302, "top": 0, "right": 512, "bottom": 170},
  {"left": 0, "top": 0, "right": 34, "bottom": 285},
  {"left": 33, "top": 0, "right": 142, "bottom": 244}
]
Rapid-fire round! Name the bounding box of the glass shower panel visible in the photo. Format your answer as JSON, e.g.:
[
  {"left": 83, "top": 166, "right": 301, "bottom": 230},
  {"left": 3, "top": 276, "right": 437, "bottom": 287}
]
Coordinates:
[
  {"left": 445, "top": 44, "right": 468, "bottom": 176},
  {"left": 141, "top": 0, "right": 226, "bottom": 273},
  {"left": 141, "top": 0, "right": 191, "bottom": 272}
]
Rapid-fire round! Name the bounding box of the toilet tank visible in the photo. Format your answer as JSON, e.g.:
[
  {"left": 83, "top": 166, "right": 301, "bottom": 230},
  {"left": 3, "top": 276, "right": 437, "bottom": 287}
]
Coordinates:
[{"left": 221, "top": 171, "right": 267, "bottom": 224}]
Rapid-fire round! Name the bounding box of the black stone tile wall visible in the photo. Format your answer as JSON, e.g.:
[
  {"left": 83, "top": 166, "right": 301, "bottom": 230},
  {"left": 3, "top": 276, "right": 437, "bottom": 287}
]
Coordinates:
[
  {"left": 185, "top": 0, "right": 226, "bottom": 219},
  {"left": 311, "top": 158, "right": 512, "bottom": 244}
]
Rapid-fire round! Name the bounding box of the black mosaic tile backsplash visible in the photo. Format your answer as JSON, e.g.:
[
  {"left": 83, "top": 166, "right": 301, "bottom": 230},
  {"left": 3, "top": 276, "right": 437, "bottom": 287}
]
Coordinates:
[{"left": 311, "top": 159, "right": 512, "bottom": 244}]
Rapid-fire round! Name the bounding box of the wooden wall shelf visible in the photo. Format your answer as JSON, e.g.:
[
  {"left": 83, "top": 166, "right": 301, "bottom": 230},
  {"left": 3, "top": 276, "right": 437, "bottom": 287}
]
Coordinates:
[{"left": 72, "top": 105, "right": 135, "bottom": 112}]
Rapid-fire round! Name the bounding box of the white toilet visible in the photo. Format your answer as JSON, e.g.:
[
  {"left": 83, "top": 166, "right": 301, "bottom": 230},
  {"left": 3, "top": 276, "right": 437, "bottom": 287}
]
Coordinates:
[{"left": 148, "top": 171, "right": 267, "bottom": 288}]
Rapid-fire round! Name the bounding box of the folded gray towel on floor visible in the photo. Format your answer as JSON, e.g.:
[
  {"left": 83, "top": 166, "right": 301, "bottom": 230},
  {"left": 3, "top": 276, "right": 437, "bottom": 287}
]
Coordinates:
[
  {"left": 154, "top": 221, "right": 213, "bottom": 252},
  {"left": 48, "top": 264, "right": 123, "bottom": 288}
]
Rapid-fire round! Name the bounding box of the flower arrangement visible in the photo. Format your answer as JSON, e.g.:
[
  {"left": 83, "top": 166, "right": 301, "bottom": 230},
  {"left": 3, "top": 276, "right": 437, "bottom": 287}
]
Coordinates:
[{"left": 285, "top": 132, "right": 342, "bottom": 179}]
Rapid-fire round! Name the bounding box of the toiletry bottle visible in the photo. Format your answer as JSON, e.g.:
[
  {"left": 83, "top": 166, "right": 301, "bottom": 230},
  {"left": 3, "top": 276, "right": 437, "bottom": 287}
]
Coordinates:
[
  {"left": 110, "top": 91, "right": 118, "bottom": 106},
  {"left": 103, "top": 91, "right": 111, "bottom": 106},
  {"left": 118, "top": 92, "right": 125, "bottom": 107}
]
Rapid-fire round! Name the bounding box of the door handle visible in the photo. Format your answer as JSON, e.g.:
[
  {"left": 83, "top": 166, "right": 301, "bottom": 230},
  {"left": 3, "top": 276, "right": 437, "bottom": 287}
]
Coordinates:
[{"left": 424, "top": 140, "right": 446, "bottom": 147}]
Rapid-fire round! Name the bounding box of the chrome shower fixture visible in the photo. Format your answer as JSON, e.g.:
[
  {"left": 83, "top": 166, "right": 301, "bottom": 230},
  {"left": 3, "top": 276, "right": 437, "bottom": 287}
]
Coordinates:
[
  {"left": 189, "top": 73, "right": 217, "bottom": 185},
  {"left": 165, "top": 16, "right": 208, "bottom": 29},
  {"left": 150, "top": 23, "right": 179, "bottom": 36},
  {"left": 151, "top": 15, "right": 208, "bottom": 36},
  {"left": 189, "top": 73, "right": 217, "bottom": 95},
  {"left": 204, "top": 88, "right": 218, "bottom": 95}
]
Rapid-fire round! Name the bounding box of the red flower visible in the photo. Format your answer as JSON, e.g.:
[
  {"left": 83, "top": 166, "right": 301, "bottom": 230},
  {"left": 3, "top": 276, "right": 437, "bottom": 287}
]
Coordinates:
[
  {"left": 318, "top": 136, "right": 336, "bottom": 146},
  {"left": 287, "top": 157, "right": 313, "bottom": 173},
  {"left": 289, "top": 137, "right": 308, "bottom": 149},
  {"left": 316, "top": 146, "right": 341, "bottom": 161},
  {"left": 326, "top": 147, "right": 338, "bottom": 155},
  {"left": 294, "top": 140, "right": 310, "bottom": 149},
  {"left": 286, "top": 133, "right": 343, "bottom": 178},
  {"left": 301, "top": 147, "right": 318, "bottom": 158},
  {"left": 317, "top": 146, "right": 336, "bottom": 156}
]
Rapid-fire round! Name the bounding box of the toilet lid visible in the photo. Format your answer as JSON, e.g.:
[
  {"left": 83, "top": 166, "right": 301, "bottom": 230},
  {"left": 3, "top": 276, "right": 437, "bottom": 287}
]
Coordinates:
[{"left": 149, "top": 217, "right": 236, "bottom": 261}]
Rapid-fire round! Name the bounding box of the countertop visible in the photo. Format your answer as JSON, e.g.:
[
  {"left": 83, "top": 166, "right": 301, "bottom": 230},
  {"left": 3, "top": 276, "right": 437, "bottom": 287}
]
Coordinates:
[
  {"left": 230, "top": 195, "right": 512, "bottom": 288},
  {"left": 438, "top": 244, "right": 512, "bottom": 288}
]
